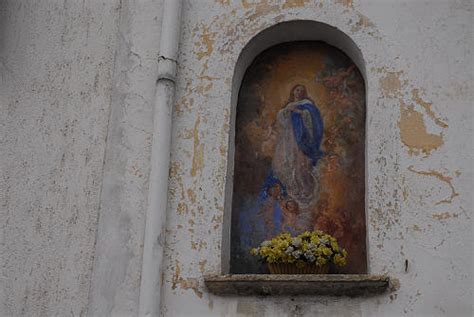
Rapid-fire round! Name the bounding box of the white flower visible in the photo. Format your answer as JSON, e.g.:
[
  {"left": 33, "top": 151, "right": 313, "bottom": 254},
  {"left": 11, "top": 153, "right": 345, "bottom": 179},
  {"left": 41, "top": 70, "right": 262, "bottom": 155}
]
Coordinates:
[
  {"left": 285, "top": 246, "right": 294, "bottom": 254},
  {"left": 305, "top": 254, "right": 316, "bottom": 262},
  {"left": 292, "top": 238, "right": 302, "bottom": 247},
  {"left": 292, "top": 250, "right": 302, "bottom": 258},
  {"left": 261, "top": 241, "right": 271, "bottom": 247}
]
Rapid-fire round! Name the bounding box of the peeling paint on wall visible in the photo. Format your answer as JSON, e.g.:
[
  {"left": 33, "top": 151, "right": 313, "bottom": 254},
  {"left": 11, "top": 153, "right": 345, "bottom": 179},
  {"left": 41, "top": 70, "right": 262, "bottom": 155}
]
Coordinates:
[
  {"left": 399, "top": 100, "right": 444, "bottom": 156},
  {"left": 351, "top": 14, "right": 375, "bottom": 33},
  {"left": 432, "top": 212, "right": 458, "bottom": 221},
  {"left": 379, "top": 70, "right": 404, "bottom": 97},
  {"left": 191, "top": 117, "right": 204, "bottom": 177},
  {"left": 159, "top": 1, "right": 472, "bottom": 316},
  {"left": 407, "top": 166, "right": 459, "bottom": 205},
  {"left": 335, "top": 0, "right": 353, "bottom": 8},
  {"left": 282, "top": 0, "right": 309, "bottom": 9},
  {"left": 171, "top": 260, "right": 203, "bottom": 298},
  {"left": 195, "top": 25, "right": 216, "bottom": 61},
  {"left": 411, "top": 89, "right": 448, "bottom": 128}
]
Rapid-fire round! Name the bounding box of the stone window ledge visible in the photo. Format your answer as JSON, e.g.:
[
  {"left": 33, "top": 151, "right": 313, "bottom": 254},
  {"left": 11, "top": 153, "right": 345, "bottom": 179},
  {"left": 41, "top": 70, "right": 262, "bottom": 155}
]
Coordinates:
[{"left": 204, "top": 274, "right": 390, "bottom": 297}]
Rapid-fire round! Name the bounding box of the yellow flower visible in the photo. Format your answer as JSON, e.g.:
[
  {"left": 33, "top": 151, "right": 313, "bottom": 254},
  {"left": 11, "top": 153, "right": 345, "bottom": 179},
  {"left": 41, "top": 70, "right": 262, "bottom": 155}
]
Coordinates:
[
  {"left": 322, "top": 247, "right": 333, "bottom": 256},
  {"left": 301, "top": 241, "right": 309, "bottom": 252},
  {"left": 316, "top": 256, "right": 327, "bottom": 266},
  {"left": 334, "top": 254, "right": 347, "bottom": 266},
  {"left": 250, "top": 231, "right": 349, "bottom": 267}
]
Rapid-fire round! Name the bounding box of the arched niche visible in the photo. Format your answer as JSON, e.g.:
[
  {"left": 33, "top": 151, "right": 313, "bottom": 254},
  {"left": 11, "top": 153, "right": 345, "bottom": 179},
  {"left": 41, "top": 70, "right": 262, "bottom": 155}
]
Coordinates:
[{"left": 222, "top": 21, "right": 367, "bottom": 274}]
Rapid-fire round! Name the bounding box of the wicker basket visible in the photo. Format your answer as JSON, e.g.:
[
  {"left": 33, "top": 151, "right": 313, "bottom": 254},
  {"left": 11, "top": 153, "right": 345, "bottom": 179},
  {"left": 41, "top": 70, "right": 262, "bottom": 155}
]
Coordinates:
[{"left": 267, "top": 262, "right": 329, "bottom": 274}]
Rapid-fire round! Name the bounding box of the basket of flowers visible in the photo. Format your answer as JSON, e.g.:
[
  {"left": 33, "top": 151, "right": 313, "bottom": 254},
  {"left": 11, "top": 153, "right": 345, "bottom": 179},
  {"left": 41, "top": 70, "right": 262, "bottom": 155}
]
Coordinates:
[{"left": 250, "top": 231, "right": 347, "bottom": 274}]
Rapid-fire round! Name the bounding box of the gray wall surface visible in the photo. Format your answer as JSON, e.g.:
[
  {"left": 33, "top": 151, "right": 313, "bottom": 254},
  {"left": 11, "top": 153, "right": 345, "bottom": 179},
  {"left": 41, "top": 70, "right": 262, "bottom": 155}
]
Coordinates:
[
  {"left": 0, "top": 1, "right": 121, "bottom": 316},
  {"left": 87, "top": 0, "right": 163, "bottom": 315}
]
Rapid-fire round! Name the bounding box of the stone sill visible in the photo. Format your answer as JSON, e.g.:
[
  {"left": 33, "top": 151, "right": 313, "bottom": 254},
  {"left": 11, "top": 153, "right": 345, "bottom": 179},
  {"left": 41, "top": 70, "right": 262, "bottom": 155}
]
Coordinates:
[{"left": 204, "top": 274, "right": 390, "bottom": 297}]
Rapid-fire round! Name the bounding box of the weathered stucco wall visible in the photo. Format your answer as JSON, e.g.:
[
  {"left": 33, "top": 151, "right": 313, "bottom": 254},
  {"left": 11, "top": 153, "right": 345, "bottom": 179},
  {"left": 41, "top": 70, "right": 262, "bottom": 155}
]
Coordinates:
[
  {"left": 161, "top": 1, "right": 472, "bottom": 316},
  {"left": 0, "top": 0, "right": 121, "bottom": 316},
  {"left": 87, "top": 0, "right": 164, "bottom": 316},
  {"left": 0, "top": 0, "right": 472, "bottom": 316}
]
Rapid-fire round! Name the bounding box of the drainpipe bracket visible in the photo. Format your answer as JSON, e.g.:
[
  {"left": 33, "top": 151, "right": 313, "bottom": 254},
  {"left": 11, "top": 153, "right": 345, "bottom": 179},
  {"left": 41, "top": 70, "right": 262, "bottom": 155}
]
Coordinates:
[{"left": 157, "top": 56, "right": 177, "bottom": 83}]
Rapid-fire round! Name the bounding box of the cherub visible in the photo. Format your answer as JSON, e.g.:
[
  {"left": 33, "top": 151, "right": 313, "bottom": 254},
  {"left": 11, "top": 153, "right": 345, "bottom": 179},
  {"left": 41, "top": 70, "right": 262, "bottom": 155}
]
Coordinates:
[{"left": 280, "top": 199, "right": 299, "bottom": 232}]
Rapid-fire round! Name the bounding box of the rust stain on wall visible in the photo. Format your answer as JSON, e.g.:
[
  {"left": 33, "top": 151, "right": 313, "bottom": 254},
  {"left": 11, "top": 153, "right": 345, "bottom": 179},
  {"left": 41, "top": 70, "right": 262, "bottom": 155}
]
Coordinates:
[
  {"left": 195, "top": 25, "right": 216, "bottom": 60},
  {"left": 198, "top": 259, "right": 207, "bottom": 273},
  {"left": 191, "top": 239, "right": 208, "bottom": 251},
  {"left": 191, "top": 117, "right": 204, "bottom": 177},
  {"left": 171, "top": 260, "right": 203, "bottom": 298},
  {"left": 180, "top": 128, "right": 194, "bottom": 140},
  {"left": 241, "top": 0, "right": 269, "bottom": 9},
  {"left": 169, "top": 162, "right": 181, "bottom": 179},
  {"left": 390, "top": 278, "right": 401, "bottom": 292},
  {"left": 351, "top": 14, "right": 375, "bottom": 33},
  {"left": 241, "top": 0, "right": 252, "bottom": 8},
  {"left": 399, "top": 100, "right": 444, "bottom": 155},
  {"left": 175, "top": 88, "right": 194, "bottom": 117},
  {"left": 187, "top": 188, "right": 197, "bottom": 204},
  {"left": 195, "top": 80, "right": 214, "bottom": 95},
  {"left": 198, "top": 75, "right": 220, "bottom": 82},
  {"left": 130, "top": 164, "right": 143, "bottom": 178},
  {"left": 282, "top": 0, "right": 309, "bottom": 9},
  {"left": 171, "top": 260, "right": 182, "bottom": 290},
  {"left": 179, "top": 278, "right": 203, "bottom": 298},
  {"left": 400, "top": 176, "right": 409, "bottom": 201},
  {"left": 377, "top": 70, "right": 446, "bottom": 156},
  {"left": 411, "top": 89, "right": 448, "bottom": 128},
  {"left": 412, "top": 224, "right": 422, "bottom": 232},
  {"left": 379, "top": 70, "right": 403, "bottom": 97},
  {"left": 432, "top": 212, "right": 458, "bottom": 220},
  {"left": 250, "top": 5, "right": 280, "bottom": 22},
  {"left": 177, "top": 202, "right": 188, "bottom": 215},
  {"left": 239, "top": 0, "right": 280, "bottom": 21},
  {"left": 335, "top": 0, "right": 353, "bottom": 8},
  {"left": 408, "top": 166, "right": 459, "bottom": 205}
]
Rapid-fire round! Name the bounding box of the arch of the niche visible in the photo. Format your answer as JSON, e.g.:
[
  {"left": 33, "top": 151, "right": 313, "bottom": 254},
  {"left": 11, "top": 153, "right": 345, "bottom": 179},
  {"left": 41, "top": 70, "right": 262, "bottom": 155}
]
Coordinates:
[{"left": 221, "top": 20, "right": 367, "bottom": 274}]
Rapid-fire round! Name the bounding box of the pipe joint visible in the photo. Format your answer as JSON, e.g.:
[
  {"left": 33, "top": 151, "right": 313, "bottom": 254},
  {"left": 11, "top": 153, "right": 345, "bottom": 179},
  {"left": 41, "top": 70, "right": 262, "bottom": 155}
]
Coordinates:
[{"left": 157, "top": 56, "right": 177, "bottom": 83}]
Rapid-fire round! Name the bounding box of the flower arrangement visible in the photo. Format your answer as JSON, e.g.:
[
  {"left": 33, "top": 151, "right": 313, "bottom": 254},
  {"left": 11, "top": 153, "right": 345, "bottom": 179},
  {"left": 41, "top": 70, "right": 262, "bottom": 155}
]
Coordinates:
[{"left": 250, "top": 231, "right": 347, "bottom": 272}]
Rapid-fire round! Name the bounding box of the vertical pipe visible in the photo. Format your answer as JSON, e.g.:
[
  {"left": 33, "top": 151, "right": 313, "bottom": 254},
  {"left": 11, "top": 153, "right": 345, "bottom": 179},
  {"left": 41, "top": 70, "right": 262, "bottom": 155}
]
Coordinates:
[{"left": 139, "top": 1, "right": 182, "bottom": 316}]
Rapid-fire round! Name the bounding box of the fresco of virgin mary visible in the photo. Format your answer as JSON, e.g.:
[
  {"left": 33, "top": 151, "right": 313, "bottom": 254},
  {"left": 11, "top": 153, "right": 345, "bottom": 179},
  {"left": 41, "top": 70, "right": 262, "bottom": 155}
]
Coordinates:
[
  {"left": 269, "top": 84, "right": 324, "bottom": 210},
  {"left": 231, "top": 42, "right": 366, "bottom": 274}
]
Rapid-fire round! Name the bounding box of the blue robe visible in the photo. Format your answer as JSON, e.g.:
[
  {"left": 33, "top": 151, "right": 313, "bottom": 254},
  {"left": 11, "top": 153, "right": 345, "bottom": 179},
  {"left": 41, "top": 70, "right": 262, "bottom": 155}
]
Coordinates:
[{"left": 290, "top": 102, "right": 324, "bottom": 166}]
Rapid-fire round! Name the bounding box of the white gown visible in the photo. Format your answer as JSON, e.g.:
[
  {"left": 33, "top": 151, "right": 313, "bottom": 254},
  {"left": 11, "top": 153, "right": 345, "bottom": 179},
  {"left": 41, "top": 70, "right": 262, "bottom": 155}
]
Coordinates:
[{"left": 271, "top": 99, "right": 321, "bottom": 210}]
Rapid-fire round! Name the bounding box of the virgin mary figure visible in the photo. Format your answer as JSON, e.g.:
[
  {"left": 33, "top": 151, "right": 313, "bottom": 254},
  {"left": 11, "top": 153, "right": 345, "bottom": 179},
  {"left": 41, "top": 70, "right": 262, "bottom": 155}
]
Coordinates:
[
  {"left": 265, "top": 84, "right": 324, "bottom": 211},
  {"left": 238, "top": 84, "right": 324, "bottom": 265}
]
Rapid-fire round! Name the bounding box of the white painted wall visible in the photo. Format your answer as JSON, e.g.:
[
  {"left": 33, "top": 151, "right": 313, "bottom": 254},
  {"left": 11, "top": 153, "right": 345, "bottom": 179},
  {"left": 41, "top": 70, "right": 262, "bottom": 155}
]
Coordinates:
[
  {"left": 87, "top": 0, "right": 164, "bottom": 316},
  {"left": 0, "top": 0, "right": 472, "bottom": 316},
  {"left": 0, "top": 1, "right": 121, "bottom": 316}
]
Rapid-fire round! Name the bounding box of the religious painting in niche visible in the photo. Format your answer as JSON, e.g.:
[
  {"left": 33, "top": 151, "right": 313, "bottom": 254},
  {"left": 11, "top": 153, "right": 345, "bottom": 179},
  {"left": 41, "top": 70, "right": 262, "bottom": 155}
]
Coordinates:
[{"left": 230, "top": 42, "right": 366, "bottom": 274}]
